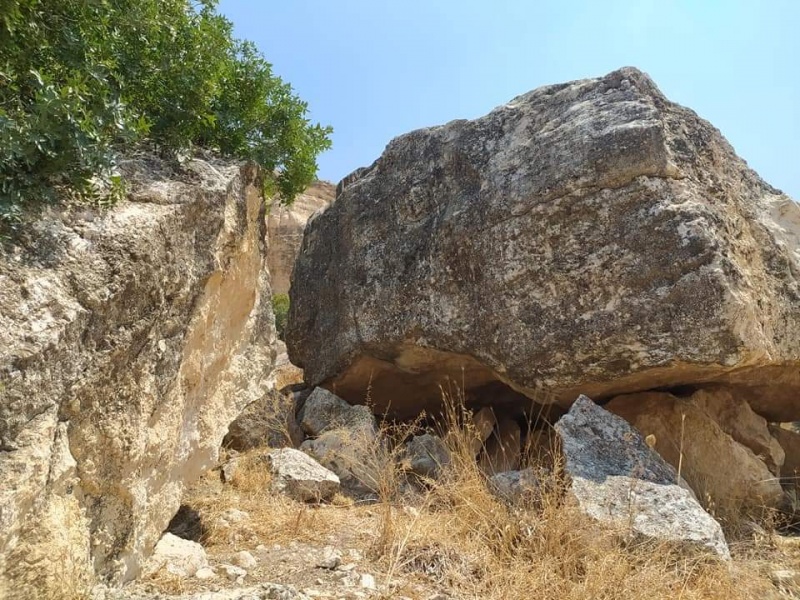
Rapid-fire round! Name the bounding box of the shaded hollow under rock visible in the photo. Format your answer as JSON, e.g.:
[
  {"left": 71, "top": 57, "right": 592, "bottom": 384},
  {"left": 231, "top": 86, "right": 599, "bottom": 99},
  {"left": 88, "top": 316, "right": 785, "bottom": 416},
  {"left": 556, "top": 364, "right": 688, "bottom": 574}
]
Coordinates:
[{"left": 166, "top": 505, "right": 207, "bottom": 543}]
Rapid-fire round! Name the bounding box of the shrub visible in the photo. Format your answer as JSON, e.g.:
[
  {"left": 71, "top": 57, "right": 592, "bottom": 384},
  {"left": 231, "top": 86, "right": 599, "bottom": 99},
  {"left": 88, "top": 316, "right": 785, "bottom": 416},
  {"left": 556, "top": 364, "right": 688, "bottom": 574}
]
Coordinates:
[
  {"left": 272, "top": 293, "right": 290, "bottom": 340},
  {"left": 0, "top": 0, "right": 331, "bottom": 233}
]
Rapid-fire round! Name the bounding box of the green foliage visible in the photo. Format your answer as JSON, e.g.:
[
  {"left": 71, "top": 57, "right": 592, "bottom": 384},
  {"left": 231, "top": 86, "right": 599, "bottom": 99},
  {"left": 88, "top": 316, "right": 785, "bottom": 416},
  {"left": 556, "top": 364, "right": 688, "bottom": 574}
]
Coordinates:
[
  {"left": 272, "top": 293, "right": 290, "bottom": 340},
  {"left": 0, "top": 0, "right": 331, "bottom": 232}
]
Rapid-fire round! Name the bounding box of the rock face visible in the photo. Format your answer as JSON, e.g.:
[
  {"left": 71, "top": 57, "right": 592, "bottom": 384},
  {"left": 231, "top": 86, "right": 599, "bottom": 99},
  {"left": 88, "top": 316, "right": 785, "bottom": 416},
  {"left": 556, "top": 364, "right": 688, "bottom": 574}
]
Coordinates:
[
  {"left": 0, "top": 156, "right": 276, "bottom": 596},
  {"left": 555, "top": 396, "right": 730, "bottom": 559},
  {"left": 267, "top": 181, "right": 334, "bottom": 295},
  {"left": 287, "top": 67, "right": 800, "bottom": 421},
  {"left": 607, "top": 389, "right": 784, "bottom": 510}
]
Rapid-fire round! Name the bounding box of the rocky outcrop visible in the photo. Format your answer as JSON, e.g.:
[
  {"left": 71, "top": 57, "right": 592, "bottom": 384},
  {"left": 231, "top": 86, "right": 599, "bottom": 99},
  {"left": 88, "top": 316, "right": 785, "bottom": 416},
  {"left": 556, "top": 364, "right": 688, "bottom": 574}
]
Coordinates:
[
  {"left": 606, "top": 390, "right": 784, "bottom": 510},
  {"left": 287, "top": 67, "right": 800, "bottom": 422},
  {"left": 267, "top": 181, "right": 334, "bottom": 295},
  {"left": 555, "top": 396, "right": 730, "bottom": 559},
  {"left": 0, "top": 156, "right": 276, "bottom": 596}
]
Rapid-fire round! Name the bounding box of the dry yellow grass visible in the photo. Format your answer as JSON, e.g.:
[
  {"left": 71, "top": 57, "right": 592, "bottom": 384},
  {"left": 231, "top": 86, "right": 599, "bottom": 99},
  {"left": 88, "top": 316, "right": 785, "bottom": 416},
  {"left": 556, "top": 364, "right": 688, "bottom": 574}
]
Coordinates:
[{"left": 162, "top": 387, "right": 800, "bottom": 600}]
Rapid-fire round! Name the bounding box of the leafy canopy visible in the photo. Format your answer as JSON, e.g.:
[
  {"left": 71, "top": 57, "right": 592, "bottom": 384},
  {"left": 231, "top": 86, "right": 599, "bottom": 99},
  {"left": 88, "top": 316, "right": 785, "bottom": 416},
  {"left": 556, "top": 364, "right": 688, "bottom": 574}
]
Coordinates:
[{"left": 0, "top": 0, "right": 332, "bottom": 230}]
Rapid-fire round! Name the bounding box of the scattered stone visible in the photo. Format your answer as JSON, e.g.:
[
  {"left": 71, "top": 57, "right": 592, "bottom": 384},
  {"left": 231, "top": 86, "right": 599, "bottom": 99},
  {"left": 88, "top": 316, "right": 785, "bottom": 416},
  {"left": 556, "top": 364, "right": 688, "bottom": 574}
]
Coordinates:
[
  {"left": 299, "top": 388, "right": 377, "bottom": 437},
  {"left": 266, "top": 448, "right": 340, "bottom": 502},
  {"left": 220, "top": 563, "right": 247, "bottom": 582},
  {"left": 195, "top": 566, "right": 217, "bottom": 580},
  {"left": 221, "top": 458, "right": 240, "bottom": 483},
  {"left": 232, "top": 550, "right": 258, "bottom": 569},
  {"left": 317, "top": 546, "right": 343, "bottom": 569},
  {"left": 404, "top": 434, "right": 450, "bottom": 479},
  {"left": 480, "top": 417, "right": 521, "bottom": 474},
  {"left": 144, "top": 533, "right": 210, "bottom": 578},
  {"left": 468, "top": 407, "right": 496, "bottom": 455},
  {"left": 360, "top": 573, "right": 377, "bottom": 590},
  {"left": 770, "top": 425, "right": 800, "bottom": 483},
  {"left": 300, "top": 430, "right": 380, "bottom": 498},
  {"left": 607, "top": 390, "right": 784, "bottom": 510},
  {"left": 555, "top": 395, "right": 730, "bottom": 559},
  {"left": 222, "top": 508, "right": 250, "bottom": 523},
  {"left": 224, "top": 387, "right": 305, "bottom": 451},
  {"left": 489, "top": 468, "right": 541, "bottom": 504}
]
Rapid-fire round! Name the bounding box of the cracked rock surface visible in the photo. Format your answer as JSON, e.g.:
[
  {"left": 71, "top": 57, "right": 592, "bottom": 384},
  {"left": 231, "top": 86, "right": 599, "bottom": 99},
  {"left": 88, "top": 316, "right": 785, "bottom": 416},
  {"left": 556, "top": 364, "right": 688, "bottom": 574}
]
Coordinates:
[{"left": 287, "top": 66, "right": 800, "bottom": 421}]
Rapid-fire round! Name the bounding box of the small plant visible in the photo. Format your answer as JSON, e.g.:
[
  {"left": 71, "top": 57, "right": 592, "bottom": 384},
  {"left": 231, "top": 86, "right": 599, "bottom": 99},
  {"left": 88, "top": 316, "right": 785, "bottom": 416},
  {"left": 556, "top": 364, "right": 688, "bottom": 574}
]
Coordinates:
[{"left": 272, "top": 293, "right": 290, "bottom": 340}]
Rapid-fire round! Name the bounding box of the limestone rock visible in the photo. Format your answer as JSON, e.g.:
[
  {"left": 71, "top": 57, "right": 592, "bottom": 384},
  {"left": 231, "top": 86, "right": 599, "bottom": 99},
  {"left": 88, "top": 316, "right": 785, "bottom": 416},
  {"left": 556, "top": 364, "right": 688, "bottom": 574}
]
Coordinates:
[
  {"left": 555, "top": 396, "right": 730, "bottom": 559},
  {"left": 404, "top": 433, "right": 450, "bottom": 479},
  {"left": 266, "top": 448, "right": 340, "bottom": 502},
  {"left": 298, "top": 387, "right": 377, "bottom": 438},
  {"left": 267, "top": 181, "right": 334, "bottom": 295},
  {"left": 224, "top": 387, "right": 304, "bottom": 451},
  {"left": 489, "top": 468, "right": 541, "bottom": 504},
  {"left": 0, "top": 156, "right": 276, "bottom": 594},
  {"left": 287, "top": 67, "right": 800, "bottom": 422},
  {"left": 606, "top": 390, "right": 784, "bottom": 510},
  {"left": 300, "top": 430, "right": 380, "bottom": 498},
  {"left": 770, "top": 425, "right": 800, "bottom": 482},
  {"left": 232, "top": 550, "right": 257, "bottom": 569},
  {"left": 144, "top": 533, "right": 210, "bottom": 579},
  {"left": 479, "top": 417, "right": 521, "bottom": 474}
]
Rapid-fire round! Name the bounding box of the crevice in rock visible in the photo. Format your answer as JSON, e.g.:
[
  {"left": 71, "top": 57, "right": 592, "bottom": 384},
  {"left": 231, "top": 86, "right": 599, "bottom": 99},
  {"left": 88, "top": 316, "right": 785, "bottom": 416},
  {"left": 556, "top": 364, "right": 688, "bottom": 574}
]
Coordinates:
[{"left": 166, "top": 504, "right": 207, "bottom": 543}]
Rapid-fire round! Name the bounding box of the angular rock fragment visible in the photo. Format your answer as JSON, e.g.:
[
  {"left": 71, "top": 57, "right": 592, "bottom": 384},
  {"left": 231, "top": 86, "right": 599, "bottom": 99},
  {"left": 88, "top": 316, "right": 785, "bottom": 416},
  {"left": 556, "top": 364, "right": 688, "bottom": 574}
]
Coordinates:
[
  {"left": 555, "top": 396, "right": 730, "bottom": 559},
  {"left": 266, "top": 448, "right": 340, "bottom": 502}
]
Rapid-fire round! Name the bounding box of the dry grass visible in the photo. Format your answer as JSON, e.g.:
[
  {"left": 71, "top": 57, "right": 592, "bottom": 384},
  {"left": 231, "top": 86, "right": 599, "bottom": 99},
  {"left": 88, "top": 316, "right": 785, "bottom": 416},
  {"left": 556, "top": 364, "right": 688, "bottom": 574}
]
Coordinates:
[{"left": 164, "top": 385, "right": 799, "bottom": 600}]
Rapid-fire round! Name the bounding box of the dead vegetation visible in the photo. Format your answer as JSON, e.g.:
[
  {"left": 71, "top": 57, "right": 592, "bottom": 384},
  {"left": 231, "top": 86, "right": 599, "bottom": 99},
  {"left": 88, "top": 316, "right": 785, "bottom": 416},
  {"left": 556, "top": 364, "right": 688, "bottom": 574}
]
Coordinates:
[{"left": 151, "top": 384, "right": 800, "bottom": 600}]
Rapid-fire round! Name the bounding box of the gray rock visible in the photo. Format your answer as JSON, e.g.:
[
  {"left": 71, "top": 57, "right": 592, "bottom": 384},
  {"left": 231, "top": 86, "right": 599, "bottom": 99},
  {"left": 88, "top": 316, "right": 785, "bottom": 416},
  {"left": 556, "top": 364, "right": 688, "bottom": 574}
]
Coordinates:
[
  {"left": 300, "top": 430, "right": 381, "bottom": 498},
  {"left": 266, "top": 448, "right": 340, "bottom": 502},
  {"left": 287, "top": 66, "right": 800, "bottom": 422},
  {"left": 232, "top": 550, "right": 258, "bottom": 569},
  {"left": 298, "top": 387, "right": 377, "bottom": 437},
  {"left": 489, "top": 468, "right": 541, "bottom": 504},
  {"left": 404, "top": 433, "right": 450, "bottom": 479},
  {"left": 554, "top": 396, "right": 730, "bottom": 559},
  {"left": 224, "top": 388, "right": 304, "bottom": 451}
]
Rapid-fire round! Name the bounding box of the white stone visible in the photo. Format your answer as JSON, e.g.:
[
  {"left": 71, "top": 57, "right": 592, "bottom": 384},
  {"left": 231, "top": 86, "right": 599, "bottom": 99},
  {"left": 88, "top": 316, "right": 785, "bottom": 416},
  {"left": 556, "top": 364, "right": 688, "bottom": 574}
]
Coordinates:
[
  {"left": 266, "top": 448, "right": 340, "bottom": 502},
  {"left": 144, "top": 533, "right": 209, "bottom": 578},
  {"left": 232, "top": 550, "right": 257, "bottom": 569}
]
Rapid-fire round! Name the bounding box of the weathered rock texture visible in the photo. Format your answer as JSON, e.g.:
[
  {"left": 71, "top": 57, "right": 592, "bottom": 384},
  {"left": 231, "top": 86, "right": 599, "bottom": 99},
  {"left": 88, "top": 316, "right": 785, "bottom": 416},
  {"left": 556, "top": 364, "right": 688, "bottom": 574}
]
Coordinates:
[
  {"left": 0, "top": 157, "right": 276, "bottom": 597},
  {"left": 607, "top": 390, "right": 784, "bottom": 510},
  {"left": 287, "top": 67, "right": 800, "bottom": 421},
  {"left": 267, "top": 181, "right": 334, "bottom": 295},
  {"left": 266, "top": 448, "right": 340, "bottom": 502},
  {"left": 556, "top": 396, "right": 730, "bottom": 559}
]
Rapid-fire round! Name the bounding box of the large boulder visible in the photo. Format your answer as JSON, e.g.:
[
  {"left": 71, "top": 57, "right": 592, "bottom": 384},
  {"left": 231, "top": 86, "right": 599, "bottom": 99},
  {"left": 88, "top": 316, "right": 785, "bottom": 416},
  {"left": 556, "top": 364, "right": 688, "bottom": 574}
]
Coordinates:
[
  {"left": 606, "top": 390, "right": 784, "bottom": 510},
  {"left": 555, "top": 396, "right": 730, "bottom": 559},
  {"left": 287, "top": 67, "right": 800, "bottom": 421},
  {"left": 267, "top": 180, "right": 334, "bottom": 295},
  {"left": 0, "top": 156, "right": 276, "bottom": 595}
]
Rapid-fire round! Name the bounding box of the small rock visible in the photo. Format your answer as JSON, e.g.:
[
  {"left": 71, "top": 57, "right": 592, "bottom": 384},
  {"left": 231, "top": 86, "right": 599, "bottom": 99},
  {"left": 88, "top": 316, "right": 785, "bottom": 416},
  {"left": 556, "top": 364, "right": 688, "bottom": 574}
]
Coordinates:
[
  {"left": 404, "top": 434, "right": 450, "bottom": 479},
  {"left": 317, "top": 545, "right": 342, "bottom": 569},
  {"left": 144, "top": 532, "right": 209, "bottom": 578},
  {"left": 360, "top": 573, "right": 377, "bottom": 590},
  {"left": 220, "top": 563, "right": 247, "bottom": 582},
  {"left": 233, "top": 550, "right": 258, "bottom": 569},
  {"left": 222, "top": 508, "right": 250, "bottom": 523},
  {"left": 195, "top": 566, "right": 217, "bottom": 580},
  {"left": 489, "top": 468, "right": 541, "bottom": 504},
  {"left": 266, "top": 447, "right": 341, "bottom": 502},
  {"left": 299, "top": 387, "right": 377, "bottom": 437},
  {"left": 221, "top": 458, "right": 239, "bottom": 483}
]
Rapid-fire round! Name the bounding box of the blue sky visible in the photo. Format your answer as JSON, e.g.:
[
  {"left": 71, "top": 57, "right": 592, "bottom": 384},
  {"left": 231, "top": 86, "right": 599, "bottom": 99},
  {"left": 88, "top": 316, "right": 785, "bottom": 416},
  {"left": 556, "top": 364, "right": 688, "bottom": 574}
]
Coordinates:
[{"left": 218, "top": 0, "right": 799, "bottom": 198}]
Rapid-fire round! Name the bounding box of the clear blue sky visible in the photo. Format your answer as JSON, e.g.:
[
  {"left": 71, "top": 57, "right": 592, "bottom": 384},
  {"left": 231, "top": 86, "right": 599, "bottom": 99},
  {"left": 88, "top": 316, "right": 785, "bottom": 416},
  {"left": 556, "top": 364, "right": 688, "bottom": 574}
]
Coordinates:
[{"left": 218, "top": 0, "right": 799, "bottom": 198}]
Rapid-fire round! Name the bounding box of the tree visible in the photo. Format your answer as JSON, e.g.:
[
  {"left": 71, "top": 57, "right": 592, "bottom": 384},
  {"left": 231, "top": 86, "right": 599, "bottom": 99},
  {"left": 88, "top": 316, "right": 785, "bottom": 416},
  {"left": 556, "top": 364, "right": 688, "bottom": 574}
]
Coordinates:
[{"left": 0, "top": 0, "right": 331, "bottom": 232}]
